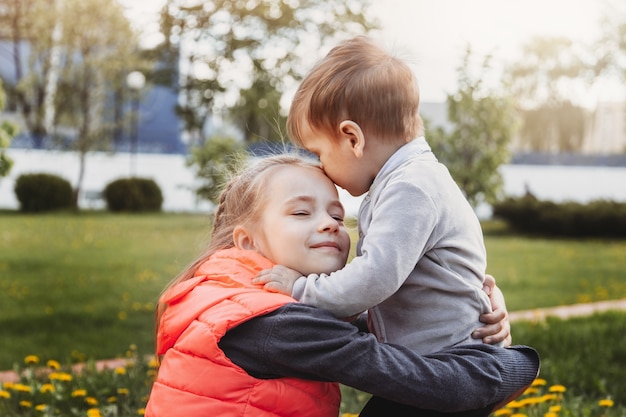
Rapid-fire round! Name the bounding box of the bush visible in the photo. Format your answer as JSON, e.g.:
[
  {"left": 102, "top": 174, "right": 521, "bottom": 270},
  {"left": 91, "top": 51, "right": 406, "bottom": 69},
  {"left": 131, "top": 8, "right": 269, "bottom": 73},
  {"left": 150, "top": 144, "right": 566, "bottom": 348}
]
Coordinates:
[
  {"left": 103, "top": 178, "right": 163, "bottom": 212},
  {"left": 492, "top": 194, "right": 626, "bottom": 237},
  {"left": 14, "top": 173, "right": 74, "bottom": 212}
]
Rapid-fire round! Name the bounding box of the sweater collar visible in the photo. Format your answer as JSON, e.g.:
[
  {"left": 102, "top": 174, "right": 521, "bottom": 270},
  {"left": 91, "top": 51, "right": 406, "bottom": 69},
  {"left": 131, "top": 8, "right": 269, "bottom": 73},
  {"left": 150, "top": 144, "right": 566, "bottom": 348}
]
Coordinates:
[{"left": 370, "top": 137, "right": 433, "bottom": 193}]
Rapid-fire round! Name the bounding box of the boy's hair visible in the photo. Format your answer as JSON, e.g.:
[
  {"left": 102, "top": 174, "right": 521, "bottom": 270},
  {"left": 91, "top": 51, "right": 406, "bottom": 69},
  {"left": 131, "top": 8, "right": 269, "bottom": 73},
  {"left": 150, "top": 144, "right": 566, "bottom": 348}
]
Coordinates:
[
  {"left": 287, "top": 36, "right": 424, "bottom": 147},
  {"left": 155, "top": 154, "right": 321, "bottom": 335}
]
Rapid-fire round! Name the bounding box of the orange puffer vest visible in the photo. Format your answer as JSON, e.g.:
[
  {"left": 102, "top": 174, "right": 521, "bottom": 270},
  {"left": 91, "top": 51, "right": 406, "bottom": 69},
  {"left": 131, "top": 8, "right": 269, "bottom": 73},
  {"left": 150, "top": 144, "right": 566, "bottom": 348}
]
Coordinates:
[{"left": 145, "top": 248, "right": 341, "bottom": 417}]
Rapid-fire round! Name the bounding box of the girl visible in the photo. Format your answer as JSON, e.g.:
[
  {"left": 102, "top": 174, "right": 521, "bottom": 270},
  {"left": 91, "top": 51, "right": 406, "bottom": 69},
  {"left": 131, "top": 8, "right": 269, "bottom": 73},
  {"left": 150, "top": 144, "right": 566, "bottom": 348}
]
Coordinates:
[{"left": 145, "top": 154, "right": 539, "bottom": 417}]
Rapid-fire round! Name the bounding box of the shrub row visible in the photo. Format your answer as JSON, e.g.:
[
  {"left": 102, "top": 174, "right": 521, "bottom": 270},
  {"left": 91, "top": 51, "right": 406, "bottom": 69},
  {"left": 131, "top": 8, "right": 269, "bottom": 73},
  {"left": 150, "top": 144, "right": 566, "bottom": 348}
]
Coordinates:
[
  {"left": 492, "top": 194, "right": 626, "bottom": 237},
  {"left": 14, "top": 173, "right": 162, "bottom": 213}
]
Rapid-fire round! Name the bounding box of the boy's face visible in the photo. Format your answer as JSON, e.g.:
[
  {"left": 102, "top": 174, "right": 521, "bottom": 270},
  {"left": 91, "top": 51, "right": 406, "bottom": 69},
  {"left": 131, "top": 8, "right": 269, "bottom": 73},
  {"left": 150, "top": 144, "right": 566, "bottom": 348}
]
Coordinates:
[
  {"left": 299, "top": 121, "right": 370, "bottom": 197},
  {"left": 252, "top": 165, "right": 350, "bottom": 276}
]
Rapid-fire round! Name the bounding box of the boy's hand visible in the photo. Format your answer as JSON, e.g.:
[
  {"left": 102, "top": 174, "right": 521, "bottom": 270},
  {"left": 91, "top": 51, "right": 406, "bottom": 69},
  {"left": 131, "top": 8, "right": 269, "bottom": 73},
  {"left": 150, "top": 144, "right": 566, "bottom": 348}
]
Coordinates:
[
  {"left": 472, "top": 274, "right": 512, "bottom": 347},
  {"left": 253, "top": 265, "right": 303, "bottom": 295}
]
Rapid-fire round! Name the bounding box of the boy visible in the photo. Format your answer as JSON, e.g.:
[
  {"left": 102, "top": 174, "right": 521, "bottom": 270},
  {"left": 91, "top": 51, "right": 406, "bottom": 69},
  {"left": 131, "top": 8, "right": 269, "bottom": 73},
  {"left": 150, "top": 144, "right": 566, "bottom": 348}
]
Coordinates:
[{"left": 255, "top": 36, "right": 503, "bottom": 355}]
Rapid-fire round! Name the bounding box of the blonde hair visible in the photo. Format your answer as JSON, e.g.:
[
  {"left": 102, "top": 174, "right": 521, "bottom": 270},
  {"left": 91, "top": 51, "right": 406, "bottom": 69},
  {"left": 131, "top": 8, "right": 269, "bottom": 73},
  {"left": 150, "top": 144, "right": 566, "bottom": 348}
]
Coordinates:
[
  {"left": 287, "top": 36, "right": 424, "bottom": 147},
  {"left": 155, "top": 154, "right": 321, "bottom": 332}
]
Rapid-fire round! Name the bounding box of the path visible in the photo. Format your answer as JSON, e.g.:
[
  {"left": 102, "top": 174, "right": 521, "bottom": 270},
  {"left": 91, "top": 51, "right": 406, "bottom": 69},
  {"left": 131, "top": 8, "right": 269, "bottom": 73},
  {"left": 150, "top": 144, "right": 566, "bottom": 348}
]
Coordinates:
[{"left": 2, "top": 299, "right": 626, "bottom": 384}]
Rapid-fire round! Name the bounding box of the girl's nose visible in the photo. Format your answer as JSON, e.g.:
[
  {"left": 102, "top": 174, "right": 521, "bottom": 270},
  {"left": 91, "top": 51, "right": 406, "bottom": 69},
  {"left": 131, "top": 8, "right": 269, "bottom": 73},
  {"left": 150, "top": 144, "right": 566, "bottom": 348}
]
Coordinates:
[{"left": 320, "top": 214, "right": 339, "bottom": 233}]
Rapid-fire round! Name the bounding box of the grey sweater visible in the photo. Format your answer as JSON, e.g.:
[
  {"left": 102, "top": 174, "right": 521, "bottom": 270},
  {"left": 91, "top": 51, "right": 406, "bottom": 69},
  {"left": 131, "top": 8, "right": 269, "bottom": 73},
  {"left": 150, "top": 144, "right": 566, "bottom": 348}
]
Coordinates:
[{"left": 292, "top": 137, "right": 496, "bottom": 354}]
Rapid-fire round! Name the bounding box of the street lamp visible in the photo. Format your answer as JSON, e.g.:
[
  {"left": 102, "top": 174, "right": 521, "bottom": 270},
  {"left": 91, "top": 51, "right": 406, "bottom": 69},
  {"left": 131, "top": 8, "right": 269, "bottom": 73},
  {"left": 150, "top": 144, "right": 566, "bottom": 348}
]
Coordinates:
[{"left": 126, "top": 70, "right": 145, "bottom": 177}]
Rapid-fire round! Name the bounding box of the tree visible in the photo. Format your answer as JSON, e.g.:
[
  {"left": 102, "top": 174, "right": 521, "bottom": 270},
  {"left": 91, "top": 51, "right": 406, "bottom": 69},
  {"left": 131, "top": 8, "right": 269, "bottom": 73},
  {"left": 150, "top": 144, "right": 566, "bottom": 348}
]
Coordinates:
[
  {"left": 427, "top": 49, "right": 518, "bottom": 208},
  {"left": 0, "top": 80, "right": 17, "bottom": 179},
  {"left": 187, "top": 135, "right": 245, "bottom": 206},
  {"left": 154, "top": 0, "right": 376, "bottom": 145},
  {"left": 503, "top": 36, "right": 594, "bottom": 153}
]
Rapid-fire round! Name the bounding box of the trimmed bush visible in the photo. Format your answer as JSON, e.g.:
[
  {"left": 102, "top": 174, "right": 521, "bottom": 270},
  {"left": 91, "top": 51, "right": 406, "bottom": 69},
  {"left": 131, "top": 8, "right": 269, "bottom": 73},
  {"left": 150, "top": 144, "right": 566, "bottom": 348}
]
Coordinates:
[
  {"left": 103, "top": 178, "right": 163, "bottom": 212},
  {"left": 14, "top": 173, "right": 74, "bottom": 212},
  {"left": 492, "top": 194, "right": 626, "bottom": 237}
]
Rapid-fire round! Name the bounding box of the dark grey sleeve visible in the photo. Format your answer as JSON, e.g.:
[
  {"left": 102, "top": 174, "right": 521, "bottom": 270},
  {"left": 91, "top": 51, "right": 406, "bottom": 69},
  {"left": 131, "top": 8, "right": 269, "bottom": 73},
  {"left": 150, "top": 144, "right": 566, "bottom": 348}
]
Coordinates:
[{"left": 218, "top": 303, "right": 539, "bottom": 412}]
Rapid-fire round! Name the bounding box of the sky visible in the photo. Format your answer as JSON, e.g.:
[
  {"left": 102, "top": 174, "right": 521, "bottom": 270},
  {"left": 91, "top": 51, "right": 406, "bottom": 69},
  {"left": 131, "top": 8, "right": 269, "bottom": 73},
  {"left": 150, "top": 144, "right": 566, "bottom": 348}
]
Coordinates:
[{"left": 118, "top": 0, "right": 622, "bottom": 104}]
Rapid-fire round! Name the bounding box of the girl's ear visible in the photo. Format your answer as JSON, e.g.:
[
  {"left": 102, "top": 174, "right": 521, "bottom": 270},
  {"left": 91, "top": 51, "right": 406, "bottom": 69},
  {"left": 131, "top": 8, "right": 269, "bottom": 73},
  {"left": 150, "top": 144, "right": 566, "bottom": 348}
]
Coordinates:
[
  {"left": 338, "top": 120, "right": 365, "bottom": 158},
  {"left": 233, "top": 225, "right": 257, "bottom": 251}
]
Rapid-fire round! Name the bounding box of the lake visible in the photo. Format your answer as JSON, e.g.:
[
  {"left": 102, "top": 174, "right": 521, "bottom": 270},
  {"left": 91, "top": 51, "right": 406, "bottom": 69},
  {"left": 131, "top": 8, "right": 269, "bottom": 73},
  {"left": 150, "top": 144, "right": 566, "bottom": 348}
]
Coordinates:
[{"left": 1, "top": 149, "right": 625, "bottom": 217}]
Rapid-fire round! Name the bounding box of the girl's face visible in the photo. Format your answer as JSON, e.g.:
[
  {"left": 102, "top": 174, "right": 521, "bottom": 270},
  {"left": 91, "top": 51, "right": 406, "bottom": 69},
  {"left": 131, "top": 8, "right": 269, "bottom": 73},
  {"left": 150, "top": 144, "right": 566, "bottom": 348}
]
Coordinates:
[{"left": 250, "top": 164, "right": 350, "bottom": 276}]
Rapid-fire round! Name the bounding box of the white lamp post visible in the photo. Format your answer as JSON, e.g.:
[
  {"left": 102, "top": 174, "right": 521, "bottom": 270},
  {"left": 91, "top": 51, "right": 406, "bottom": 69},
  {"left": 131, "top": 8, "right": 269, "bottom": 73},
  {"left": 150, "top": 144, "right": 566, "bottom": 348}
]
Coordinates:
[{"left": 126, "top": 71, "right": 145, "bottom": 177}]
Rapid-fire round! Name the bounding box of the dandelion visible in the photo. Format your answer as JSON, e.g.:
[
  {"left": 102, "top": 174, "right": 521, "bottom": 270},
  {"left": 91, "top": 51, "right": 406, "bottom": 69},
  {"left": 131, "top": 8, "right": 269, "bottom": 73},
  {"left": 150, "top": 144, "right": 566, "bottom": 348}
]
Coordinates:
[
  {"left": 35, "top": 404, "right": 48, "bottom": 412},
  {"left": 2, "top": 382, "right": 14, "bottom": 390},
  {"left": 19, "top": 400, "right": 33, "bottom": 408},
  {"left": 511, "top": 414, "right": 527, "bottom": 417},
  {"left": 40, "top": 384, "right": 55, "bottom": 394},
  {"left": 118, "top": 388, "right": 129, "bottom": 395},
  {"left": 599, "top": 399, "right": 614, "bottom": 408},
  {"left": 49, "top": 372, "right": 73, "bottom": 382},
  {"left": 544, "top": 413, "right": 558, "bottom": 417},
  {"left": 548, "top": 385, "right": 566, "bottom": 393},
  {"left": 148, "top": 357, "right": 159, "bottom": 368},
  {"left": 108, "top": 396, "right": 117, "bottom": 403},
  {"left": 523, "top": 387, "right": 540, "bottom": 395},
  {"left": 46, "top": 359, "right": 61, "bottom": 370},
  {"left": 0, "top": 390, "right": 11, "bottom": 399},
  {"left": 24, "top": 355, "right": 39, "bottom": 365},
  {"left": 341, "top": 414, "right": 359, "bottom": 417},
  {"left": 549, "top": 405, "right": 562, "bottom": 412},
  {"left": 137, "top": 408, "right": 146, "bottom": 415},
  {"left": 531, "top": 378, "right": 547, "bottom": 386},
  {"left": 87, "top": 408, "right": 103, "bottom": 417},
  {"left": 71, "top": 389, "right": 87, "bottom": 397},
  {"left": 115, "top": 367, "right": 127, "bottom": 375},
  {"left": 494, "top": 409, "right": 513, "bottom": 416},
  {"left": 86, "top": 396, "right": 98, "bottom": 406},
  {"left": 13, "top": 383, "right": 33, "bottom": 393}
]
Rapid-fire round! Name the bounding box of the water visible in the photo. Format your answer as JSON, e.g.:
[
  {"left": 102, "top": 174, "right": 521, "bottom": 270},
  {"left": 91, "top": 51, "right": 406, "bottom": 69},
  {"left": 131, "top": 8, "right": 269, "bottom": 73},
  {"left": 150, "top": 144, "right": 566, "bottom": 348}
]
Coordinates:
[{"left": 1, "top": 149, "right": 625, "bottom": 217}]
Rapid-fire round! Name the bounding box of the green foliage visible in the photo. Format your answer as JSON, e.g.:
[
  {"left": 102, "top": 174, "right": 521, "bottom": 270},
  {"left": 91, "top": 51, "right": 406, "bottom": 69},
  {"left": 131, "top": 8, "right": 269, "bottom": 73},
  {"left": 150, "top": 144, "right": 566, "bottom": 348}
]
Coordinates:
[
  {"left": 427, "top": 48, "right": 518, "bottom": 207},
  {"left": 156, "top": 0, "right": 376, "bottom": 143},
  {"left": 513, "top": 311, "right": 626, "bottom": 406},
  {"left": 14, "top": 173, "right": 74, "bottom": 212},
  {"left": 187, "top": 136, "right": 246, "bottom": 205},
  {"left": 103, "top": 178, "right": 163, "bottom": 212},
  {"left": 0, "top": 79, "right": 17, "bottom": 179},
  {"left": 492, "top": 195, "right": 626, "bottom": 237}
]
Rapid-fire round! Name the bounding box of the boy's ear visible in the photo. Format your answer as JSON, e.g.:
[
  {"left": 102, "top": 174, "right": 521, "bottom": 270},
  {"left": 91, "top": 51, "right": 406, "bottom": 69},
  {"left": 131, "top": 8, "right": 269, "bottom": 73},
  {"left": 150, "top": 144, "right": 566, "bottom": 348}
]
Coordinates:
[
  {"left": 338, "top": 120, "right": 365, "bottom": 158},
  {"left": 233, "top": 225, "right": 258, "bottom": 251}
]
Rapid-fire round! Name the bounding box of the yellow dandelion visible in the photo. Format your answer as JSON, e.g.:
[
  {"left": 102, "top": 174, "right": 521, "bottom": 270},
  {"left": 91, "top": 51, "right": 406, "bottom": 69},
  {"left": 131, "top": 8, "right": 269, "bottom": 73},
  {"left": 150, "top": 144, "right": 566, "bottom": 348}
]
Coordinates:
[
  {"left": 86, "top": 396, "right": 98, "bottom": 405},
  {"left": 511, "top": 414, "right": 527, "bottom": 417},
  {"left": 118, "top": 388, "right": 130, "bottom": 395},
  {"left": 137, "top": 408, "right": 146, "bottom": 415},
  {"left": 342, "top": 414, "right": 359, "bottom": 417},
  {"left": 87, "top": 408, "right": 103, "bottom": 417},
  {"left": 71, "top": 389, "right": 87, "bottom": 397},
  {"left": 35, "top": 404, "right": 48, "bottom": 412},
  {"left": 0, "top": 390, "right": 11, "bottom": 399},
  {"left": 494, "top": 408, "right": 514, "bottom": 416},
  {"left": 49, "top": 372, "right": 73, "bottom": 382},
  {"left": 531, "top": 378, "right": 547, "bottom": 386},
  {"left": 148, "top": 357, "right": 159, "bottom": 368},
  {"left": 13, "top": 383, "right": 33, "bottom": 393},
  {"left": 541, "top": 394, "right": 559, "bottom": 402},
  {"left": 108, "top": 396, "right": 117, "bottom": 403},
  {"left": 118, "top": 311, "right": 128, "bottom": 320},
  {"left": 506, "top": 400, "right": 525, "bottom": 409},
  {"left": 598, "top": 399, "right": 614, "bottom": 408},
  {"left": 2, "top": 382, "right": 14, "bottom": 390},
  {"left": 40, "top": 384, "right": 55, "bottom": 394},
  {"left": 548, "top": 385, "right": 566, "bottom": 393},
  {"left": 115, "top": 367, "right": 127, "bottom": 375},
  {"left": 549, "top": 405, "right": 562, "bottom": 412},
  {"left": 24, "top": 355, "right": 39, "bottom": 365},
  {"left": 523, "top": 387, "right": 539, "bottom": 395},
  {"left": 544, "top": 413, "right": 558, "bottom": 417},
  {"left": 19, "top": 400, "right": 33, "bottom": 408},
  {"left": 46, "top": 360, "right": 61, "bottom": 370}
]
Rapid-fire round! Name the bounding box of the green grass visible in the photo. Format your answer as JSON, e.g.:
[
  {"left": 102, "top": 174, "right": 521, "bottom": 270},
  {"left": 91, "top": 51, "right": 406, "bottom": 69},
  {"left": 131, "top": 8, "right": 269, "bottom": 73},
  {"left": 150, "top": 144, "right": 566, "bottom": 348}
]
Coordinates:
[
  {"left": 1, "top": 213, "right": 626, "bottom": 414},
  {"left": 0, "top": 212, "right": 211, "bottom": 369}
]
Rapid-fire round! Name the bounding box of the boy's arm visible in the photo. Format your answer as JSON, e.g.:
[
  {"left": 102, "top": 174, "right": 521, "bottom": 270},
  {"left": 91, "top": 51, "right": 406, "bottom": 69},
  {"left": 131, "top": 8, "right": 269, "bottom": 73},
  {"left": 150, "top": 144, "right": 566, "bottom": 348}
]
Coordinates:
[
  {"left": 254, "top": 265, "right": 302, "bottom": 295},
  {"left": 286, "top": 180, "right": 439, "bottom": 317}
]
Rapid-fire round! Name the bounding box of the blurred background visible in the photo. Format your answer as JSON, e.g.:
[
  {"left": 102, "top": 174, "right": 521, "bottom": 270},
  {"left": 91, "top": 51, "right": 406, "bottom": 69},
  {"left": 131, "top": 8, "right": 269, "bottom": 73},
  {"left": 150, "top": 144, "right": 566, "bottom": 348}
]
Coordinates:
[{"left": 1, "top": 0, "right": 625, "bottom": 215}]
